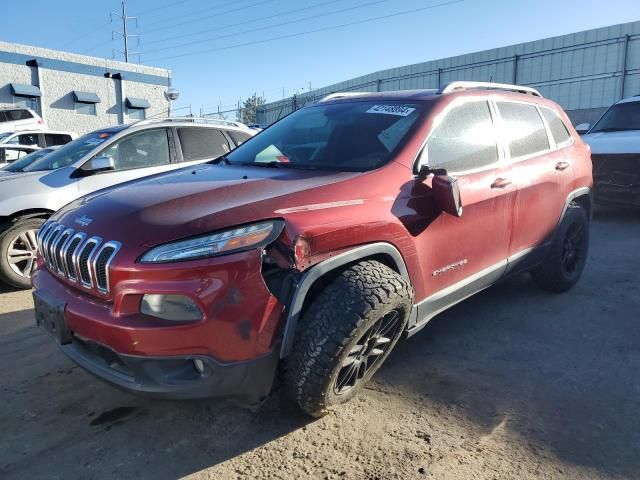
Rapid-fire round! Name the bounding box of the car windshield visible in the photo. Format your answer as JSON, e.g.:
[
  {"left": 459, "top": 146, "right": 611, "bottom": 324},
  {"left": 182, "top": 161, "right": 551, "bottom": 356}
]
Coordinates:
[
  {"left": 1, "top": 148, "right": 54, "bottom": 172},
  {"left": 23, "top": 131, "right": 116, "bottom": 171},
  {"left": 224, "top": 101, "right": 424, "bottom": 171},
  {"left": 0, "top": 132, "right": 13, "bottom": 142},
  {"left": 590, "top": 101, "right": 640, "bottom": 133}
]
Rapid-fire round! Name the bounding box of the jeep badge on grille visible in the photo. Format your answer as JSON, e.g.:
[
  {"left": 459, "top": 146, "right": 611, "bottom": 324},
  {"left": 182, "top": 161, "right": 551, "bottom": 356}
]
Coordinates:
[{"left": 75, "top": 215, "right": 93, "bottom": 227}]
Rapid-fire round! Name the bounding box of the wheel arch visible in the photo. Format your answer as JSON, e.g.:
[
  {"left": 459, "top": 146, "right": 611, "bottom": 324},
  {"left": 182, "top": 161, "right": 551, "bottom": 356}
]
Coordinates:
[
  {"left": 0, "top": 209, "right": 54, "bottom": 232},
  {"left": 559, "top": 187, "right": 592, "bottom": 223},
  {"left": 279, "top": 242, "right": 411, "bottom": 358}
]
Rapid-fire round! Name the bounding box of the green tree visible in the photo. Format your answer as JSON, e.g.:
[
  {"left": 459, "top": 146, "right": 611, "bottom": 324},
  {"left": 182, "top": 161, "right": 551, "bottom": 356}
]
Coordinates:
[{"left": 239, "top": 94, "right": 266, "bottom": 124}]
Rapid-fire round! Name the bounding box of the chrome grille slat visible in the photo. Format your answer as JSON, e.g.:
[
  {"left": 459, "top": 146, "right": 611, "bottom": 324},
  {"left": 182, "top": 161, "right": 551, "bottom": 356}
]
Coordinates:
[
  {"left": 92, "top": 242, "right": 121, "bottom": 294},
  {"left": 38, "top": 223, "right": 120, "bottom": 294},
  {"left": 76, "top": 237, "right": 102, "bottom": 289},
  {"left": 63, "top": 233, "right": 86, "bottom": 282}
]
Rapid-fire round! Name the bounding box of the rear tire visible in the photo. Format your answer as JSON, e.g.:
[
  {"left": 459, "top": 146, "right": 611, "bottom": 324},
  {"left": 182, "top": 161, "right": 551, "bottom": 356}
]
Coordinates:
[
  {"left": 531, "top": 204, "right": 589, "bottom": 293},
  {"left": 282, "top": 260, "right": 413, "bottom": 418},
  {"left": 0, "top": 218, "right": 44, "bottom": 289}
]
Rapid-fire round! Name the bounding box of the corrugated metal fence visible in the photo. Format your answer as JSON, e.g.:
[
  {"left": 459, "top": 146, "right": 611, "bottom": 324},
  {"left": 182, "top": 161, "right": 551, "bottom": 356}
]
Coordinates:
[{"left": 257, "top": 21, "right": 640, "bottom": 126}]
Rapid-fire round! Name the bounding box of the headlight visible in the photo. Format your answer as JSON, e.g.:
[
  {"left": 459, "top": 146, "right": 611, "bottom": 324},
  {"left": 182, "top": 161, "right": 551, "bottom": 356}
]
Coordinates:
[{"left": 139, "top": 220, "right": 284, "bottom": 263}]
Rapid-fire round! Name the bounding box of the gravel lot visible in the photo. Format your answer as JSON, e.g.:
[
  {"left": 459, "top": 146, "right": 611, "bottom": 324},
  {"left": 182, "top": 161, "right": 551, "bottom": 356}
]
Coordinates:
[{"left": 1, "top": 206, "right": 639, "bottom": 480}]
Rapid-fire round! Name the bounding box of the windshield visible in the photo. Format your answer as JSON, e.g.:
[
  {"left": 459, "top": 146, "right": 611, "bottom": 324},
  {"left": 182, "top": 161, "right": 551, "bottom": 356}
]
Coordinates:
[
  {"left": 23, "top": 131, "right": 115, "bottom": 171},
  {"left": 1, "top": 148, "right": 54, "bottom": 172},
  {"left": 225, "top": 101, "right": 423, "bottom": 171},
  {"left": 0, "top": 132, "right": 13, "bottom": 142},
  {"left": 591, "top": 101, "right": 640, "bottom": 133}
]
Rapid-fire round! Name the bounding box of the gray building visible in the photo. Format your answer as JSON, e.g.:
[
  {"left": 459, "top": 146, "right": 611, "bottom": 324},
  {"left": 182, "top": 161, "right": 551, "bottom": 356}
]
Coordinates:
[
  {"left": 257, "top": 20, "right": 640, "bottom": 126},
  {"left": 0, "top": 41, "right": 171, "bottom": 134}
]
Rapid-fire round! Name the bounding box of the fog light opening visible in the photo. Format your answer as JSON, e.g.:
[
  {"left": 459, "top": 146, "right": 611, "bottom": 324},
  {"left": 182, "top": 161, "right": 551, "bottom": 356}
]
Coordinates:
[
  {"left": 140, "top": 294, "right": 202, "bottom": 322},
  {"left": 193, "top": 359, "right": 205, "bottom": 375}
]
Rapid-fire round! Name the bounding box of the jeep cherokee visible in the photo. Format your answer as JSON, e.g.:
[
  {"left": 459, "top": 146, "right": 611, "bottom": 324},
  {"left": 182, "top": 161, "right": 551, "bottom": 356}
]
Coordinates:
[{"left": 33, "top": 82, "right": 593, "bottom": 417}]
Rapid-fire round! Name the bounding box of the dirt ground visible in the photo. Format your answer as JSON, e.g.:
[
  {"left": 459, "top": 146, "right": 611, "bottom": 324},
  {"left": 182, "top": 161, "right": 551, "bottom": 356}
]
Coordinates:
[{"left": 1, "top": 206, "right": 639, "bottom": 480}]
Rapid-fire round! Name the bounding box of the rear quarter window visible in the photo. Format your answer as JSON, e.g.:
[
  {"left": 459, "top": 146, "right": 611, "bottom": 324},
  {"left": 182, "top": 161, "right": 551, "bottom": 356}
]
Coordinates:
[
  {"left": 45, "top": 134, "right": 73, "bottom": 146},
  {"left": 497, "top": 102, "right": 550, "bottom": 158},
  {"left": 541, "top": 107, "right": 572, "bottom": 146},
  {"left": 227, "top": 130, "right": 252, "bottom": 146},
  {"left": 178, "top": 128, "right": 230, "bottom": 161}
]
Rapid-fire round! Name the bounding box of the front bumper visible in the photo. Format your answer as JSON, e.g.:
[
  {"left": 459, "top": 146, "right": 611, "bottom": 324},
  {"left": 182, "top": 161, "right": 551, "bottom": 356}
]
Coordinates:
[
  {"left": 32, "top": 248, "right": 286, "bottom": 401},
  {"left": 61, "top": 333, "right": 279, "bottom": 402}
]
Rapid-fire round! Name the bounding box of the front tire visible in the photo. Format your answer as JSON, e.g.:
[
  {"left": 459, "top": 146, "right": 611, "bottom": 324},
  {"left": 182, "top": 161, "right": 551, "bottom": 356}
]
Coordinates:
[
  {"left": 0, "top": 218, "right": 44, "bottom": 289},
  {"left": 531, "top": 204, "right": 589, "bottom": 293},
  {"left": 283, "top": 260, "right": 413, "bottom": 418}
]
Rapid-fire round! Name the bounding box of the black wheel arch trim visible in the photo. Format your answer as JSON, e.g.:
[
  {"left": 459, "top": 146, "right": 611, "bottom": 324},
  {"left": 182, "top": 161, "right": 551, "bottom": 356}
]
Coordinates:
[
  {"left": 559, "top": 187, "right": 592, "bottom": 223},
  {"left": 279, "top": 242, "right": 411, "bottom": 358}
]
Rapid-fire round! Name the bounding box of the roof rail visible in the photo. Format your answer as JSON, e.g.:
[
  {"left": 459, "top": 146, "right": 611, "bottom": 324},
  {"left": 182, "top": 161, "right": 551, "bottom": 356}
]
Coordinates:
[
  {"left": 318, "top": 92, "right": 375, "bottom": 102},
  {"left": 439, "top": 81, "right": 543, "bottom": 97},
  {"left": 134, "top": 117, "right": 251, "bottom": 129}
]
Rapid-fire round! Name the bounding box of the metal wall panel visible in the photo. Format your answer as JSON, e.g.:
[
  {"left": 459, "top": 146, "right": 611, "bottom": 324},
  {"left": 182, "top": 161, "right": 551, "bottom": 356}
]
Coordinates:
[{"left": 258, "top": 21, "right": 640, "bottom": 125}]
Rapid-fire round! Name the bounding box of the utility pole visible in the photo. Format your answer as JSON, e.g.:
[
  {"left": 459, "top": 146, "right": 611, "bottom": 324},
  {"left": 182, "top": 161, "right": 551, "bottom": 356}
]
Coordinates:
[{"left": 111, "top": 1, "right": 139, "bottom": 63}]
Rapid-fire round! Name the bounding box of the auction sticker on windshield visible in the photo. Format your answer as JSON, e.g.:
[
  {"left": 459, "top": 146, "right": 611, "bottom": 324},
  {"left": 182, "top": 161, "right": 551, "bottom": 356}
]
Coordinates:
[{"left": 366, "top": 105, "right": 416, "bottom": 116}]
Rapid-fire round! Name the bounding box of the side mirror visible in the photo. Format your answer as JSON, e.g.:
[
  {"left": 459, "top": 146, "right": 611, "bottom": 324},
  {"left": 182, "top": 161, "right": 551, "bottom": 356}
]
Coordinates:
[
  {"left": 86, "top": 155, "right": 115, "bottom": 174},
  {"left": 432, "top": 174, "right": 463, "bottom": 217},
  {"left": 575, "top": 123, "right": 590, "bottom": 135}
]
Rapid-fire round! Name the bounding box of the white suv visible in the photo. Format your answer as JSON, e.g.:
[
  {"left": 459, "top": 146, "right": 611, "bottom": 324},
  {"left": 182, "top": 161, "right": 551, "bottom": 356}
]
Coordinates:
[
  {"left": 0, "top": 107, "right": 46, "bottom": 133},
  {"left": 0, "top": 118, "right": 255, "bottom": 288},
  {"left": 0, "top": 130, "right": 77, "bottom": 148},
  {"left": 579, "top": 95, "right": 640, "bottom": 208}
]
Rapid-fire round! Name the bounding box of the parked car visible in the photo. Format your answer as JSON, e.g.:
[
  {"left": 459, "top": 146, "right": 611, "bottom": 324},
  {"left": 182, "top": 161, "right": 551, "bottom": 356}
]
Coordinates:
[
  {"left": 33, "top": 82, "right": 592, "bottom": 417},
  {"left": 0, "top": 147, "right": 59, "bottom": 174},
  {"left": 0, "top": 107, "right": 45, "bottom": 133},
  {"left": 0, "top": 130, "right": 77, "bottom": 148},
  {"left": 0, "top": 145, "right": 40, "bottom": 167},
  {"left": 578, "top": 95, "right": 640, "bottom": 208},
  {"left": 0, "top": 118, "right": 255, "bottom": 288}
]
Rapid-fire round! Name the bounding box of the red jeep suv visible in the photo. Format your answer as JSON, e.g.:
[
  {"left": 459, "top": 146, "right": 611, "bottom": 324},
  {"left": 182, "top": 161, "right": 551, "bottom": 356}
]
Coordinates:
[{"left": 33, "top": 82, "right": 592, "bottom": 417}]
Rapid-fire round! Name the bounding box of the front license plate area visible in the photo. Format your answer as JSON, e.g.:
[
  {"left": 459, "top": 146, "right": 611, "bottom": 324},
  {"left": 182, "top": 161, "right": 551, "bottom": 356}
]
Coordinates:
[{"left": 34, "top": 291, "right": 71, "bottom": 345}]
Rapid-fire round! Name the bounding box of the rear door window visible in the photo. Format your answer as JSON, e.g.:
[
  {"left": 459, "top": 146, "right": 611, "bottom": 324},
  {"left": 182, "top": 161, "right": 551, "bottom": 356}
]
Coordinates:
[
  {"left": 177, "top": 128, "right": 230, "bottom": 161},
  {"left": 44, "top": 134, "right": 73, "bottom": 146},
  {"left": 426, "top": 100, "right": 499, "bottom": 172},
  {"left": 541, "top": 107, "right": 572, "bottom": 146},
  {"left": 227, "top": 130, "right": 252, "bottom": 147},
  {"left": 497, "top": 102, "right": 550, "bottom": 159}
]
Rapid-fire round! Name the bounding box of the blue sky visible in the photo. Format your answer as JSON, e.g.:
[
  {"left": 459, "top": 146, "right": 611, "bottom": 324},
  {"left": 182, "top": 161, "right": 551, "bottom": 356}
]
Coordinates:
[{"left": 2, "top": 0, "right": 638, "bottom": 117}]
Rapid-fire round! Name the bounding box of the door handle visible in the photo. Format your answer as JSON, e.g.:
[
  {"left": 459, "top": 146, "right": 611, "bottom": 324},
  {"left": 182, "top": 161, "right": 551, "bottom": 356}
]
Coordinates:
[
  {"left": 555, "top": 161, "right": 570, "bottom": 171},
  {"left": 491, "top": 178, "right": 512, "bottom": 189}
]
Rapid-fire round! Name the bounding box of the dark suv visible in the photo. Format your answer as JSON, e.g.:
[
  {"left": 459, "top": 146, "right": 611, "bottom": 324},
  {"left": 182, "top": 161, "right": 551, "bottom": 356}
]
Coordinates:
[{"left": 33, "top": 82, "right": 593, "bottom": 417}]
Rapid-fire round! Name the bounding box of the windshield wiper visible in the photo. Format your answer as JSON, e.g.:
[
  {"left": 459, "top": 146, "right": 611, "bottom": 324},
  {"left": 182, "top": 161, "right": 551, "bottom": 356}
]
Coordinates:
[
  {"left": 592, "top": 127, "right": 638, "bottom": 133},
  {"left": 239, "top": 161, "right": 287, "bottom": 168}
]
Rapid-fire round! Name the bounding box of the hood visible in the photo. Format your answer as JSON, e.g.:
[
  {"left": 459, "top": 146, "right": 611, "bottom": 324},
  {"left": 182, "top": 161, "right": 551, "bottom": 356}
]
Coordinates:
[
  {"left": 54, "top": 164, "right": 361, "bottom": 247},
  {"left": 582, "top": 130, "right": 640, "bottom": 155}
]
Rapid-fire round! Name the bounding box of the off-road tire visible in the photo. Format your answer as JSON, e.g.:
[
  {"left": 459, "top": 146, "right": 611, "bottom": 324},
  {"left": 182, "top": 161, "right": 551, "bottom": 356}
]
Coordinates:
[
  {"left": 531, "top": 204, "right": 589, "bottom": 293},
  {"left": 0, "top": 218, "right": 44, "bottom": 290},
  {"left": 282, "top": 260, "right": 413, "bottom": 418}
]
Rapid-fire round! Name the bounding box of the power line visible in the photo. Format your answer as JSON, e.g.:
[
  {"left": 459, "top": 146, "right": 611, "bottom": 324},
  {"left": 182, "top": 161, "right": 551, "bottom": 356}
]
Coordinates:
[
  {"left": 147, "top": 0, "right": 464, "bottom": 62},
  {"left": 59, "top": 20, "right": 112, "bottom": 50},
  {"left": 134, "top": 0, "right": 196, "bottom": 18},
  {"left": 142, "top": 0, "right": 344, "bottom": 47},
  {"left": 142, "top": 0, "right": 391, "bottom": 55},
  {"left": 81, "top": 39, "right": 114, "bottom": 55},
  {"left": 139, "top": 0, "right": 255, "bottom": 31}
]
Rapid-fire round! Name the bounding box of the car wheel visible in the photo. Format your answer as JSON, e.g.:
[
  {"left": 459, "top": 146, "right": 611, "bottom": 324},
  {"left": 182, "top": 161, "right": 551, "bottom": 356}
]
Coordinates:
[
  {"left": 282, "top": 260, "right": 413, "bottom": 418},
  {"left": 531, "top": 203, "right": 589, "bottom": 293},
  {"left": 0, "top": 218, "right": 44, "bottom": 289}
]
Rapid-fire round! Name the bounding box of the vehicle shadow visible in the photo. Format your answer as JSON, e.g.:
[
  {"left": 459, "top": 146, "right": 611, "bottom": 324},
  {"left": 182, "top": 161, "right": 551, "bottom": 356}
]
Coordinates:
[
  {"left": 374, "top": 218, "right": 640, "bottom": 478},
  {"left": 0, "top": 308, "right": 310, "bottom": 480}
]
